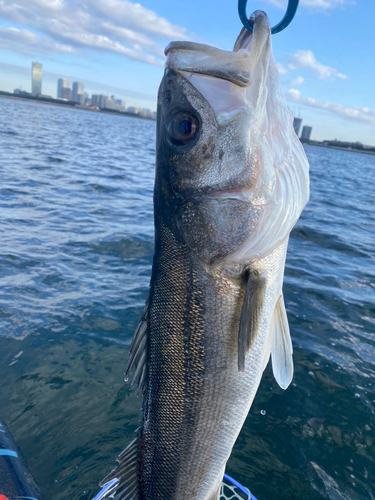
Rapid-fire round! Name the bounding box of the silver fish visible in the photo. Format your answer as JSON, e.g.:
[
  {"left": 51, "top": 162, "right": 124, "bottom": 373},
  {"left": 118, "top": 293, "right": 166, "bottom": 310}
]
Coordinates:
[{"left": 99, "top": 10, "right": 309, "bottom": 500}]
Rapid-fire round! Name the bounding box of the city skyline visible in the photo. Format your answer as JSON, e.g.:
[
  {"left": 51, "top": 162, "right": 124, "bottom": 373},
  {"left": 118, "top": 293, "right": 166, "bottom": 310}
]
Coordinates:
[
  {"left": 0, "top": 0, "right": 374, "bottom": 144},
  {"left": 10, "top": 61, "right": 156, "bottom": 118},
  {"left": 1, "top": 59, "right": 157, "bottom": 113},
  {"left": 54, "top": 71, "right": 154, "bottom": 117}
]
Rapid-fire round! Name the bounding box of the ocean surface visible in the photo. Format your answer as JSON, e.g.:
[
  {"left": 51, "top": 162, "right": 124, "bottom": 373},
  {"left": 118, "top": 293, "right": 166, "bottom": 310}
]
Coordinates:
[{"left": 0, "top": 96, "right": 374, "bottom": 500}]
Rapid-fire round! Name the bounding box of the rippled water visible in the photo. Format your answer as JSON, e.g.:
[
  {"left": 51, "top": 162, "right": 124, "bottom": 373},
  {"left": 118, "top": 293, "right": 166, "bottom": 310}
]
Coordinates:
[{"left": 0, "top": 96, "right": 374, "bottom": 500}]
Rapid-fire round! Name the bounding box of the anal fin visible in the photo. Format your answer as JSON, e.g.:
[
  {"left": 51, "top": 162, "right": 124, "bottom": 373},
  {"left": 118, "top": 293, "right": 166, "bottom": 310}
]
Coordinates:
[
  {"left": 271, "top": 294, "right": 294, "bottom": 389},
  {"left": 99, "top": 436, "right": 140, "bottom": 500},
  {"left": 125, "top": 296, "right": 149, "bottom": 394},
  {"left": 98, "top": 299, "right": 149, "bottom": 499},
  {"left": 238, "top": 270, "right": 266, "bottom": 372}
]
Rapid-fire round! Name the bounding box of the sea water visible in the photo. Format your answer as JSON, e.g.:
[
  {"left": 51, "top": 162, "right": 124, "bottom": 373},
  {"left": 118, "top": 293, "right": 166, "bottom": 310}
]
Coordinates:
[{"left": 0, "top": 97, "right": 374, "bottom": 500}]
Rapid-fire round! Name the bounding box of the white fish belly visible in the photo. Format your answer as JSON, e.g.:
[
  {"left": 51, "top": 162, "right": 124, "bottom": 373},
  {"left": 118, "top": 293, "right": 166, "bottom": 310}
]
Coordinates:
[{"left": 176, "top": 242, "right": 288, "bottom": 500}]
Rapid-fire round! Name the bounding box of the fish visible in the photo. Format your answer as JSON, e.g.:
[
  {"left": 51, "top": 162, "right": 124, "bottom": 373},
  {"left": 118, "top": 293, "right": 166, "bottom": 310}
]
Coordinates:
[{"left": 99, "top": 10, "right": 310, "bottom": 500}]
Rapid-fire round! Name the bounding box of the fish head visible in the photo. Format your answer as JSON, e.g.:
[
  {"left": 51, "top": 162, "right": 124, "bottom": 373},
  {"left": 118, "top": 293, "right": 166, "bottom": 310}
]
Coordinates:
[
  {"left": 155, "top": 11, "right": 309, "bottom": 267},
  {"left": 156, "top": 65, "right": 261, "bottom": 267}
]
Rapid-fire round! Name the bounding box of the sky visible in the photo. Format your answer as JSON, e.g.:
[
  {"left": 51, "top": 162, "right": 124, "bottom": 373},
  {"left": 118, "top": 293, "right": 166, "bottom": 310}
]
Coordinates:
[{"left": 0, "top": 0, "right": 374, "bottom": 144}]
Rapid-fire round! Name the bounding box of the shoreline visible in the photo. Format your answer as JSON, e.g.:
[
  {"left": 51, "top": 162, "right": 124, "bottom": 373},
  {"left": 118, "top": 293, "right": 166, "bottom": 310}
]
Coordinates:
[
  {"left": 306, "top": 142, "right": 375, "bottom": 156},
  {"left": 0, "top": 92, "right": 156, "bottom": 121}
]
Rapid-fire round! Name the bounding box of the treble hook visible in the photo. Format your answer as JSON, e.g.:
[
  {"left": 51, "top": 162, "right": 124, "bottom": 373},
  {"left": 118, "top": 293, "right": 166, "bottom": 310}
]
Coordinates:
[{"left": 238, "top": 0, "right": 300, "bottom": 34}]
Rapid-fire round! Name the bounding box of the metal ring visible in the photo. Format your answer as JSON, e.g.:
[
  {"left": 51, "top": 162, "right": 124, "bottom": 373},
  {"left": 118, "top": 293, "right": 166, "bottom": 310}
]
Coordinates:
[{"left": 238, "top": 0, "right": 300, "bottom": 34}]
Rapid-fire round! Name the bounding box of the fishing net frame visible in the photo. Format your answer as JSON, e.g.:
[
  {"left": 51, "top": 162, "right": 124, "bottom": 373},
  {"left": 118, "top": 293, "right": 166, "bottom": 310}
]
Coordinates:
[
  {"left": 92, "top": 474, "right": 257, "bottom": 500},
  {"left": 221, "top": 473, "right": 257, "bottom": 500}
]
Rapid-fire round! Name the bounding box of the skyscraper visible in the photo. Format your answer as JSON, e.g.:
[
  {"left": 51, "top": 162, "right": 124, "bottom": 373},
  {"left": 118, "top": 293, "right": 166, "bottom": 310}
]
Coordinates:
[
  {"left": 301, "top": 126, "right": 312, "bottom": 142},
  {"left": 293, "top": 117, "right": 302, "bottom": 136},
  {"left": 57, "top": 78, "right": 69, "bottom": 99},
  {"left": 31, "top": 62, "right": 42, "bottom": 95},
  {"left": 62, "top": 87, "right": 71, "bottom": 100},
  {"left": 98, "top": 94, "right": 108, "bottom": 109},
  {"left": 71, "top": 82, "right": 84, "bottom": 103}
]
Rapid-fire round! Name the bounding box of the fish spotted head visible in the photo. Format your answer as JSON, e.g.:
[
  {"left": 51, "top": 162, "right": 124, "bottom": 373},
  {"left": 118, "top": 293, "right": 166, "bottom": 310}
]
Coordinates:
[{"left": 155, "top": 11, "right": 309, "bottom": 268}]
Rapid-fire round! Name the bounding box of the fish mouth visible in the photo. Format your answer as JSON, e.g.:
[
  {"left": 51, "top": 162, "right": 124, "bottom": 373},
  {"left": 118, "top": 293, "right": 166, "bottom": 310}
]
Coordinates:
[
  {"left": 199, "top": 187, "right": 270, "bottom": 206},
  {"left": 203, "top": 188, "right": 252, "bottom": 202},
  {"left": 178, "top": 185, "right": 250, "bottom": 203},
  {"left": 173, "top": 181, "right": 271, "bottom": 206},
  {"left": 165, "top": 41, "right": 252, "bottom": 88}
]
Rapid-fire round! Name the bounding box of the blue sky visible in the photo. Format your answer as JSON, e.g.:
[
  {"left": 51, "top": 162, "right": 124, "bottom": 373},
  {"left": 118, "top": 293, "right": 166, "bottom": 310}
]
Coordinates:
[{"left": 0, "top": 0, "right": 374, "bottom": 144}]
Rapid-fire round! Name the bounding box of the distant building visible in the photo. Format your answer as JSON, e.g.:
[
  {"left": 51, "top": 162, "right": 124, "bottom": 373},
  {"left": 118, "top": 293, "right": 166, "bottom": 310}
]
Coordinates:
[
  {"left": 57, "top": 78, "right": 69, "bottom": 99},
  {"left": 71, "top": 81, "right": 84, "bottom": 102},
  {"left": 105, "top": 97, "right": 127, "bottom": 112},
  {"left": 105, "top": 98, "right": 114, "bottom": 109},
  {"left": 127, "top": 106, "right": 140, "bottom": 114},
  {"left": 98, "top": 94, "right": 108, "bottom": 109},
  {"left": 31, "top": 62, "right": 42, "bottom": 95},
  {"left": 76, "top": 93, "right": 85, "bottom": 105},
  {"left": 301, "top": 126, "right": 312, "bottom": 142},
  {"left": 13, "top": 88, "right": 22, "bottom": 94},
  {"left": 82, "top": 92, "right": 90, "bottom": 105},
  {"left": 293, "top": 117, "right": 302, "bottom": 136},
  {"left": 62, "top": 87, "right": 71, "bottom": 100},
  {"left": 116, "top": 99, "right": 126, "bottom": 108}
]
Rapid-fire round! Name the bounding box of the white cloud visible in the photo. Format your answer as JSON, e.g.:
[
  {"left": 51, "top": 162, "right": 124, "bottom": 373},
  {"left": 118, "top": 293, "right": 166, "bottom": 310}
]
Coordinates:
[
  {"left": 0, "top": 0, "right": 190, "bottom": 66},
  {"left": 88, "top": 0, "right": 189, "bottom": 39},
  {"left": 289, "top": 50, "right": 346, "bottom": 80},
  {"left": 287, "top": 89, "right": 375, "bottom": 127},
  {"left": 260, "top": 0, "right": 352, "bottom": 10},
  {"left": 0, "top": 26, "right": 78, "bottom": 55},
  {"left": 21, "top": 0, "right": 65, "bottom": 10},
  {"left": 300, "top": 0, "right": 351, "bottom": 8},
  {"left": 276, "top": 62, "right": 288, "bottom": 74},
  {"left": 100, "top": 22, "right": 165, "bottom": 58},
  {"left": 291, "top": 76, "right": 304, "bottom": 86}
]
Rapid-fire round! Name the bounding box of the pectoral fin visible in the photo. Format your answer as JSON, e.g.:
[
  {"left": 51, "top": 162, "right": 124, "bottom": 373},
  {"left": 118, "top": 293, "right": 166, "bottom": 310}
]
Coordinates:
[
  {"left": 238, "top": 270, "right": 266, "bottom": 372},
  {"left": 271, "top": 294, "right": 294, "bottom": 389}
]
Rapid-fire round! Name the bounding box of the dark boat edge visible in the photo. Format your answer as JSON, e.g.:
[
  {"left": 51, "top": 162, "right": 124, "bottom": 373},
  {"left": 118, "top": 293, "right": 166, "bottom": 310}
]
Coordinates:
[{"left": 0, "top": 415, "right": 43, "bottom": 500}]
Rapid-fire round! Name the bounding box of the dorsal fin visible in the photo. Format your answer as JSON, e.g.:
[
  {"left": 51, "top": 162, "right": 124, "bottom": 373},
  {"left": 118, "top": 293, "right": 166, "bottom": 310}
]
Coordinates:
[
  {"left": 99, "top": 436, "right": 140, "bottom": 499},
  {"left": 238, "top": 270, "right": 266, "bottom": 372},
  {"left": 125, "top": 297, "right": 149, "bottom": 394},
  {"left": 271, "top": 294, "right": 293, "bottom": 389}
]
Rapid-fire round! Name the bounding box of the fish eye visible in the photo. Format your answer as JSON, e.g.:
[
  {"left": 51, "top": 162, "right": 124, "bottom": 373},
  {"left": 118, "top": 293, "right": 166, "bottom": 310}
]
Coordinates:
[{"left": 168, "top": 111, "right": 199, "bottom": 146}]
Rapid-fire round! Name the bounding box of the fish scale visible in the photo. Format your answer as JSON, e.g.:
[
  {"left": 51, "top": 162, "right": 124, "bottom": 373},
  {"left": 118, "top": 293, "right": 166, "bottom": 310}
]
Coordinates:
[{"left": 144, "top": 219, "right": 207, "bottom": 499}]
